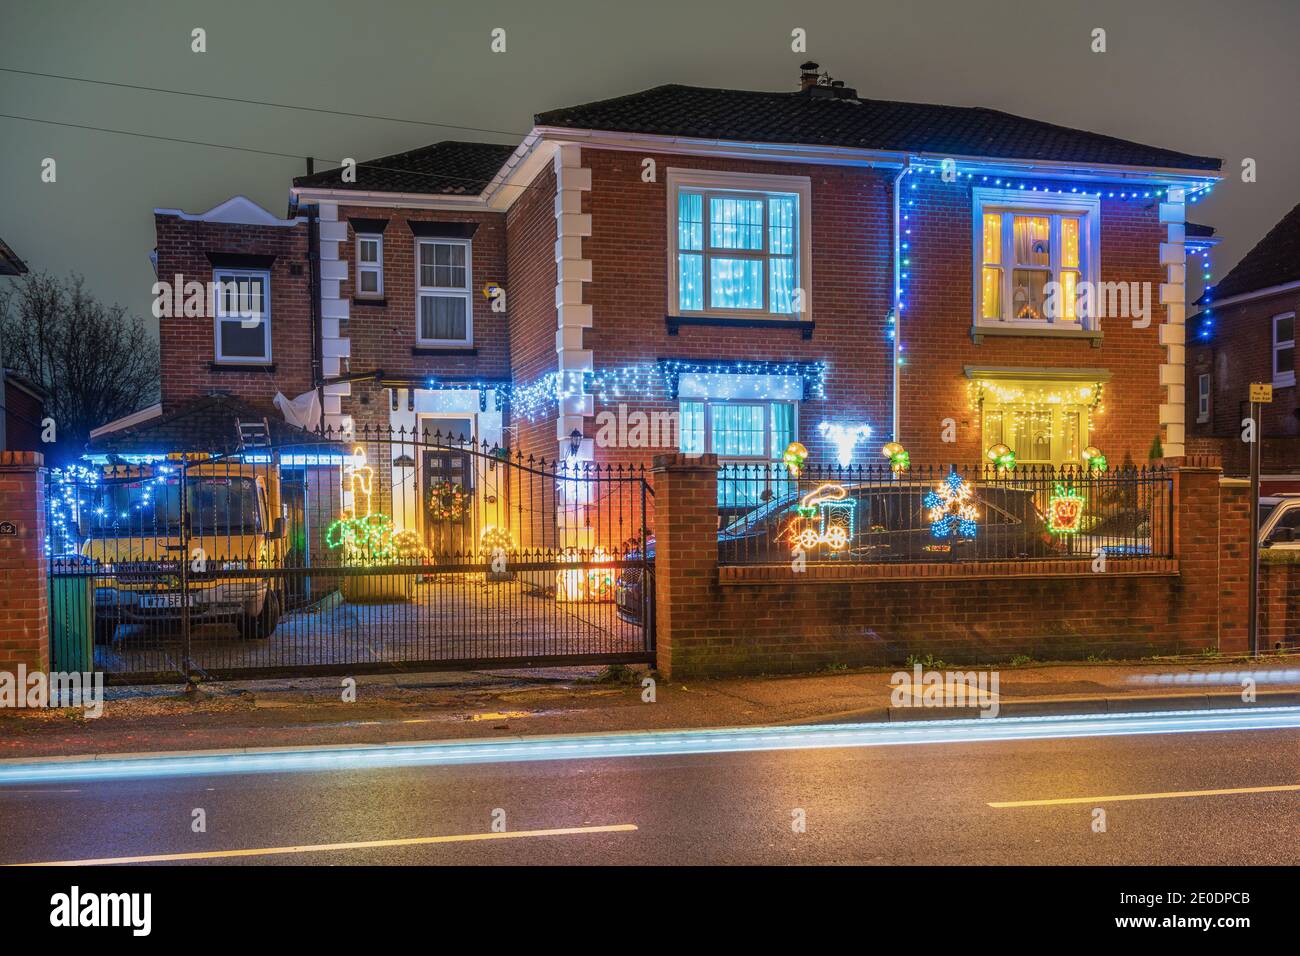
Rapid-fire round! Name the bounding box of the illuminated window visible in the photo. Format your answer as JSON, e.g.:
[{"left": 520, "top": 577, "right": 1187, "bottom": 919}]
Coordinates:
[
  {"left": 679, "top": 398, "right": 797, "bottom": 506},
  {"left": 669, "top": 169, "right": 810, "bottom": 320},
  {"left": 973, "top": 189, "right": 1099, "bottom": 329},
  {"left": 975, "top": 379, "right": 1101, "bottom": 467}
]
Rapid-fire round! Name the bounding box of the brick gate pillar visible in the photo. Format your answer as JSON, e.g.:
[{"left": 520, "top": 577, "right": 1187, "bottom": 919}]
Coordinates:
[
  {"left": 0, "top": 451, "right": 49, "bottom": 690},
  {"left": 651, "top": 453, "right": 719, "bottom": 679},
  {"left": 1216, "top": 475, "right": 1252, "bottom": 654}
]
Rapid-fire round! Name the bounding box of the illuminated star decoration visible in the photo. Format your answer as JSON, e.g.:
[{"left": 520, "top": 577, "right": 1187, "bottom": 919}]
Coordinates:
[
  {"left": 1046, "top": 483, "right": 1086, "bottom": 535},
  {"left": 818, "top": 422, "right": 872, "bottom": 468},
  {"left": 924, "top": 470, "right": 979, "bottom": 539}
]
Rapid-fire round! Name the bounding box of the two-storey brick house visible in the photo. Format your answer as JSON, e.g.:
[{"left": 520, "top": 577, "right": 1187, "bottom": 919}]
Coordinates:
[
  {"left": 1187, "top": 200, "right": 1300, "bottom": 489},
  {"left": 124, "top": 66, "right": 1221, "bottom": 544}
]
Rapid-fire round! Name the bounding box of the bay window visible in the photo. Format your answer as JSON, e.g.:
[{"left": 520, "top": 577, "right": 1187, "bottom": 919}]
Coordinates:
[
  {"left": 973, "top": 188, "right": 1099, "bottom": 330},
  {"left": 417, "top": 238, "right": 472, "bottom": 346},
  {"left": 668, "top": 169, "right": 811, "bottom": 320},
  {"left": 970, "top": 375, "right": 1105, "bottom": 468}
]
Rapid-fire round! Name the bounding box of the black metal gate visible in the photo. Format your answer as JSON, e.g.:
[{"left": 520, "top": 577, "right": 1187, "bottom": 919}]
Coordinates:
[{"left": 47, "top": 428, "right": 655, "bottom": 683}]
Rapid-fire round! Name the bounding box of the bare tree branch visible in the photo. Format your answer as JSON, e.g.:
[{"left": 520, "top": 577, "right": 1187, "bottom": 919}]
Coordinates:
[{"left": 0, "top": 271, "right": 159, "bottom": 461}]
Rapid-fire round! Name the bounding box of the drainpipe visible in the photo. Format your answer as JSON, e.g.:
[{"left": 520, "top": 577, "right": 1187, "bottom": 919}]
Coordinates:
[
  {"left": 305, "top": 203, "right": 324, "bottom": 434},
  {"left": 890, "top": 161, "right": 911, "bottom": 442}
]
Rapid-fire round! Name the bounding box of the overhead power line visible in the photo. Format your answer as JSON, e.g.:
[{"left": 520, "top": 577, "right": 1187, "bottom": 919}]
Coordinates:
[
  {"left": 0, "top": 67, "right": 530, "bottom": 140},
  {"left": 0, "top": 112, "right": 540, "bottom": 195}
]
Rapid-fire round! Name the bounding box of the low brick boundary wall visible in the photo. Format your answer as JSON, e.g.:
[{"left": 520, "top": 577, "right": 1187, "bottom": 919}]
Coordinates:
[
  {"left": 653, "top": 454, "right": 1251, "bottom": 678},
  {"left": 1260, "top": 558, "right": 1300, "bottom": 651}
]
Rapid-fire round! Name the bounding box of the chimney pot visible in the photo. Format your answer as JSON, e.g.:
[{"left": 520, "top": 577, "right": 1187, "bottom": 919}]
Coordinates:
[{"left": 799, "top": 61, "right": 821, "bottom": 91}]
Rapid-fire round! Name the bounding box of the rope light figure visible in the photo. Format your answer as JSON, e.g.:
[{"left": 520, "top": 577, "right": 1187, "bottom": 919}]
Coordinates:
[
  {"left": 325, "top": 446, "right": 424, "bottom": 563},
  {"left": 925, "top": 470, "right": 979, "bottom": 540},
  {"left": 784, "top": 483, "right": 853, "bottom": 554},
  {"left": 1046, "top": 483, "right": 1086, "bottom": 535}
]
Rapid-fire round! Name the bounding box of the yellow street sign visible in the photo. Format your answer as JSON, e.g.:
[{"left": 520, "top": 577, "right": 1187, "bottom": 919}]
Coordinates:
[{"left": 1249, "top": 383, "right": 1273, "bottom": 403}]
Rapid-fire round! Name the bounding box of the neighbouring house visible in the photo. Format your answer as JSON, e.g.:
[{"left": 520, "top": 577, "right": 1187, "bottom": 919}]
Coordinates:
[
  {"left": 126, "top": 63, "right": 1222, "bottom": 546},
  {"left": 1187, "top": 200, "right": 1300, "bottom": 491},
  {"left": 0, "top": 235, "right": 45, "bottom": 453}
]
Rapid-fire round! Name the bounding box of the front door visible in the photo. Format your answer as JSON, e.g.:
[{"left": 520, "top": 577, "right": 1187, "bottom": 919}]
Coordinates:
[{"left": 421, "top": 419, "right": 475, "bottom": 556}]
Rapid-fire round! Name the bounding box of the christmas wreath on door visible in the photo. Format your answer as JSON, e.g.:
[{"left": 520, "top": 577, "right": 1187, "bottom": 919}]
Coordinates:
[{"left": 428, "top": 481, "right": 470, "bottom": 521}]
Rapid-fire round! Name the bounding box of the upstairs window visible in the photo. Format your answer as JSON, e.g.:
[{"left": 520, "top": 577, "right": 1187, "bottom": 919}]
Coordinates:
[
  {"left": 1274, "top": 312, "right": 1295, "bottom": 388},
  {"left": 417, "top": 238, "right": 472, "bottom": 346},
  {"left": 668, "top": 170, "right": 810, "bottom": 320},
  {"left": 973, "top": 189, "right": 1099, "bottom": 329},
  {"left": 355, "top": 233, "right": 383, "bottom": 297},
  {"left": 213, "top": 269, "right": 271, "bottom": 364},
  {"left": 1197, "top": 373, "right": 1211, "bottom": 423}
]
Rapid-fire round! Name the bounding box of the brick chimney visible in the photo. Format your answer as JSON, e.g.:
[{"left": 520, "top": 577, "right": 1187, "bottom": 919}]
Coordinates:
[{"left": 799, "top": 61, "right": 821, "bottom": 91}]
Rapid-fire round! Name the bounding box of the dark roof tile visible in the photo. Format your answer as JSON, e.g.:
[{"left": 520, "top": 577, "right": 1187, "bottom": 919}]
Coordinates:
[
  {"left": 535, "top": 84, "right": 1221, "bottom": 172},
  {"left": 1204, "top": 201, "right": 1300, "bottom": 302},
  {"left": 293, "top": 141, "right": 517, "bottom": 196},
  {"left": 88, "top": 394, "right": 322, "bottom": 456}
]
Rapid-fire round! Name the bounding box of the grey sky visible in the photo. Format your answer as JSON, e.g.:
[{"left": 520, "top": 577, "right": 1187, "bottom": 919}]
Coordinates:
[{"left": 2, "top": 0, "right": 1297, "bottom": 327}]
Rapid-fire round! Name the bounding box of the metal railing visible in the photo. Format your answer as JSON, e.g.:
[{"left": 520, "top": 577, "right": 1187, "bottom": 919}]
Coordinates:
[
  {"left": 46, "top": 427, "right": 654, "bottom": 682},
  {"left": 717, "top": 462, "right": 1173, "bottom": 566}
]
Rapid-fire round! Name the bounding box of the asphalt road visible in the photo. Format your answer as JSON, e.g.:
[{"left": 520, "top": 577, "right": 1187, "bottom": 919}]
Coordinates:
[{"left": 1, "top": 720, "right": 1296, "bottom": 865}]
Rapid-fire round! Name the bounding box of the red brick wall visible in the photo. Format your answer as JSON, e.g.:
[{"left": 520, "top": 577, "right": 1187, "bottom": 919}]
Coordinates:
[
  {"left": 653, "top": 453, "right": 1247, "bottom": 677},
  {"left": 332, "top": 205, "right": 509, "bottom": 384},
  {"left": 0, "top": 451, "right": 48, "bottom": 684},
  {"left": 571, "top": 151, "right": 1173, "bottom": 483},
  {"left": 583, "top": 149, "right": 894, "bottom": 474},
  {"left": 505, "top": 163, "right": 561, "bottom": 467},
  {"left": 901, "top": 175, "right": 1169, "bottom": 468},
  {"left": 155, "top": 214, "right": 313, "bottom": 410},
  {"left": 1260, "top": 559, "right": 1300, "bottom": 651}
]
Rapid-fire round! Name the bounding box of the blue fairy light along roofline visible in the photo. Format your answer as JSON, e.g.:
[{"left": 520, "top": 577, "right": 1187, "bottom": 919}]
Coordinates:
[{"left": 427, "top": 359, "right": 830, "bottom": 419}]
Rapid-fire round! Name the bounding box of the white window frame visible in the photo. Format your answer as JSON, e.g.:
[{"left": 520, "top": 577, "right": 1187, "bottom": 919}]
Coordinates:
[
  {"left": 1273, "top": 312, "right": 1296, "bottom": 388},
  {"left": 355, "top": 233, "right": 383, "bottom": 297},
  {"left": 666, "top": 168, "right": 812, "bottom": 322},
  {"left": 678, "top": 397, "right": 798, "bottom": 462},
  {"left": 971, "top": 188, "right": 1101, "bottom": 331},
  {"left": 1197, "top": 373, "right": 1211, "bottom": 423},
  {"left": 415, "top": 237, "right": 473, "bottom": 347},
  {"left": 212, "top": 268, "right": 271, "bottom": 365}
]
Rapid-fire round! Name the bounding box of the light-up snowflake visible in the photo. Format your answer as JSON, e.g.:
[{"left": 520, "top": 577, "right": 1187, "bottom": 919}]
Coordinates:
[{"left": 924, "top": 470, "right": 979, "bottom": 539}]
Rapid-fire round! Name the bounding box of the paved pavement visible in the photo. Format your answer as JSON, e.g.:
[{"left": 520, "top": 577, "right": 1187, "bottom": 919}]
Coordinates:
[
  {"left": 4, "top": 659, "right": 1299, "bottom": 761},
  {"left": 1, "top": 713, "right": 1296, "bottom": 865}
]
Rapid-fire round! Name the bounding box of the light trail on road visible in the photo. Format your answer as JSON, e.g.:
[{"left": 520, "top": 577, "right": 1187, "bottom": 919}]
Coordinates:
[{"left": 1, "top": 706, "right": 1297, "bottom": 787}]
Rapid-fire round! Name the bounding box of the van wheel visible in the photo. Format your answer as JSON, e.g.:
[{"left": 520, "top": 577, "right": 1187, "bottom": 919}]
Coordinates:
[
  {"left": 238, "top": 590, "right": 281, "bottom": 640},
  {"left": 94, "top": 620, "right": 117, "bottom": 645}
]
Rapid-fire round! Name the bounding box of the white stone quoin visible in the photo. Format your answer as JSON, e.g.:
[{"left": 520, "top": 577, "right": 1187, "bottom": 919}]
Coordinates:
[
  {"left": 317, "top": 201, "right": 352, "bottom": 431},
  {"left": 1159, "top": 187, "right": 1187, "bottom": 457}
]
